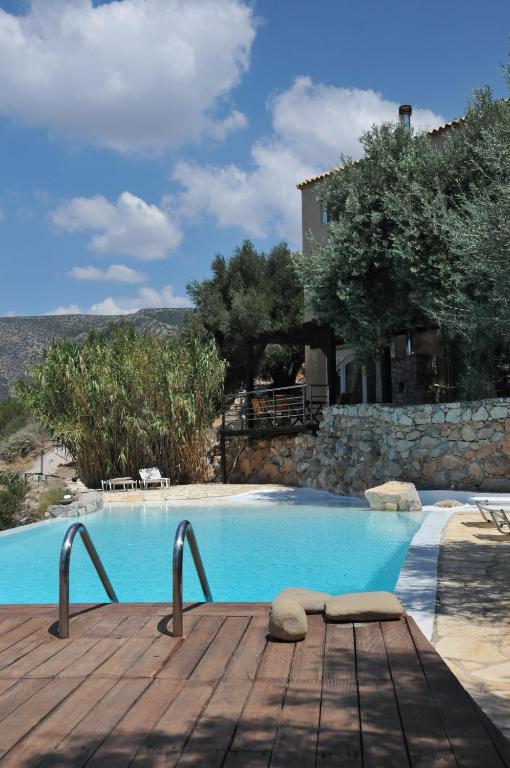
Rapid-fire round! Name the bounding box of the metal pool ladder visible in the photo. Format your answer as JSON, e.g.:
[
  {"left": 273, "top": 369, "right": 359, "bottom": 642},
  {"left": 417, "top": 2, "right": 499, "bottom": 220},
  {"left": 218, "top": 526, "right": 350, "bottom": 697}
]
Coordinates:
[
  {"left": 58, "top": 522, "right": 118, "bottom": 639},
  {"left": 172, "top": 520, "right": 213, "bottom": 637}
]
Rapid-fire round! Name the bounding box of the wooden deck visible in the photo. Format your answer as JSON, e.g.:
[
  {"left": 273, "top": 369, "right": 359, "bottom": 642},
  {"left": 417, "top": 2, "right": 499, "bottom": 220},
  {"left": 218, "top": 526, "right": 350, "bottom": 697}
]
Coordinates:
[{"left": 0, "top": 602, "right": 508, "bottom": 767}]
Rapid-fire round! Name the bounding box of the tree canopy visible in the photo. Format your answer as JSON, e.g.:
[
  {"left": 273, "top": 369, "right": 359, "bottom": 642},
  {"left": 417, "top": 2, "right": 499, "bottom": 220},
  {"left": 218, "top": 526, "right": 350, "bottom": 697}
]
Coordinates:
[
  {"left": 14, "top": 324, "right": 225, "bottom": 488},
  {"left": 187, "top": 240, "right": 304, "bottom": 389},
  {"left": 298, "top": 86, "right": 510, "bottom": 397}
]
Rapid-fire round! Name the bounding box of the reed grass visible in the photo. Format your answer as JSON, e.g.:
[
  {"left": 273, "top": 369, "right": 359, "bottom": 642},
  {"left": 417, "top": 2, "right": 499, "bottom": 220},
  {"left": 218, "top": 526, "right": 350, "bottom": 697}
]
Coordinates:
[{"left": 15, "top": 324, "right": 225, "bottom": 488}]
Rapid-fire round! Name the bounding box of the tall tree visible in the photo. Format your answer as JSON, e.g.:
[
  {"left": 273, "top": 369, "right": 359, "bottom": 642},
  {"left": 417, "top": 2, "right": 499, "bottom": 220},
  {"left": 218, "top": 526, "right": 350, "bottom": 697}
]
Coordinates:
[
  {"left": 298, "top": 86, "right": 510, "bottom": 397},
  {"left": 187, "top": 240, "right": 304, "bottom": 389}
]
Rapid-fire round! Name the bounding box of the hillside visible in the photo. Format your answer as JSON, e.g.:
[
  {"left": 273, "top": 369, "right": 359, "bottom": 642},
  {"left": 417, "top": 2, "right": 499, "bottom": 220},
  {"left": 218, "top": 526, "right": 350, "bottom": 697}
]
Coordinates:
[{"left": 0, "top": 308, "right": 190, "bottom": 399}]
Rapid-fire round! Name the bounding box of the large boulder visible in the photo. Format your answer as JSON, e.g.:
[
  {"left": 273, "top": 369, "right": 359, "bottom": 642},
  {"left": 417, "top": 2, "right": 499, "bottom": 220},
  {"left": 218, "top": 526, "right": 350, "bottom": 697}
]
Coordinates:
[{"left": 364, "top": 481, "right": 422, "bottom": 512}]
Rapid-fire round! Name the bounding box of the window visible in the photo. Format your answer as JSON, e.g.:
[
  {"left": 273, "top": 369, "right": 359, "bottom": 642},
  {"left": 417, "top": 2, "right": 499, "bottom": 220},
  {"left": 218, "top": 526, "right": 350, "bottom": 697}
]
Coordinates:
[{"left": 320, "top": 201, "right": 329, "bottom": 225}]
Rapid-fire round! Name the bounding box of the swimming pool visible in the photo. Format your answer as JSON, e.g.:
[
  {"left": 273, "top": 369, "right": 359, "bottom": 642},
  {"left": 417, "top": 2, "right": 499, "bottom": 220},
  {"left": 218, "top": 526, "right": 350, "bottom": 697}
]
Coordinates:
[{"left": 0, "top": 497, "right": 424, "bottom": 604}]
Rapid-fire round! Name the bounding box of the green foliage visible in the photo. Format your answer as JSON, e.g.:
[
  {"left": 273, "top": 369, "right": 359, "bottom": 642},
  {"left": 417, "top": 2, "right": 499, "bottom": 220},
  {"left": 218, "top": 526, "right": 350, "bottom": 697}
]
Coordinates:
[
  {"left": 0, "top": 399, "right": 29, "bottom": 440},
  {"left": 14, "top": 324, "right": 225, "bottom": 488},
  {"left": 38, "top": 483, "right": 66, "bottom": 515},
  {"left": 187, "top": 240, "right": 304, "bottom": 389},
  {"left": 0, "top": 471, "right": 29, "bottom": 531},
  {"left": 299, "top": 86, "right": 510, "bottom": 396}
]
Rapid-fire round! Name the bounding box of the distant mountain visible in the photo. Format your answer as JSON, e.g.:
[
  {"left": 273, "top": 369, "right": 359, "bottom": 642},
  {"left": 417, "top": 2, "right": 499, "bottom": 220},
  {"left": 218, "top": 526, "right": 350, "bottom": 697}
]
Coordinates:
[{"left": 0, "top": 308, "right": 191, "bottom": 400}]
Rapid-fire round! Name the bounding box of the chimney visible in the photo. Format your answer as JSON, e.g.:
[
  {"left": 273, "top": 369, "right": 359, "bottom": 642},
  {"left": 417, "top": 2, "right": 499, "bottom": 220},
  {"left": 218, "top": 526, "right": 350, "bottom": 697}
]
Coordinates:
[{"left": 399, "top": 104, "right": 412, "bottom": 130}]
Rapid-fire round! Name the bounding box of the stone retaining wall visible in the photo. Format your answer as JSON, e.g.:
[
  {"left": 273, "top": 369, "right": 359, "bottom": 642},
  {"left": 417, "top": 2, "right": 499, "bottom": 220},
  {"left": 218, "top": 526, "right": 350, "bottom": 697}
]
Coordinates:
[{"left": 228, "top": 398, "right": 510, "bottom": 496}]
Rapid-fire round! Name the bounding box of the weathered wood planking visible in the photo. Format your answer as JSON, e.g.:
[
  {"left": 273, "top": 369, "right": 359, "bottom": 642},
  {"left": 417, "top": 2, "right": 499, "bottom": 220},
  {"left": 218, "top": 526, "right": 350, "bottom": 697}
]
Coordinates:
[{"left": 0, "top": 605, "right": 507, "bottom": 766}]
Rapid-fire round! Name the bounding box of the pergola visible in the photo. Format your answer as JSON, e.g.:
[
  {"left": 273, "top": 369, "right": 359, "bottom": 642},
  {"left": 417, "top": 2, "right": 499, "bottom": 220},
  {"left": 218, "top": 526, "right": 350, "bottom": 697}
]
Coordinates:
[{"left": 245, "top": 319, "right": 339, "bottom": 406}]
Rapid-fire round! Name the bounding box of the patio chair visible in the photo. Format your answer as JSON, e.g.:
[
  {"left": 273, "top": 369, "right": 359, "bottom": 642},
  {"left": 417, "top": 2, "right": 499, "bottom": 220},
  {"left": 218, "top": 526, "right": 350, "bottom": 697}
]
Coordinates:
[
  {"left": 139, "top": 467, "right": 171, "bottom": 489},
  {"left": 470, "top": 495, "right": 510, "bottom": 525},
  {"left": 474, "top": 502, "right": 510, "bottom": 534}
]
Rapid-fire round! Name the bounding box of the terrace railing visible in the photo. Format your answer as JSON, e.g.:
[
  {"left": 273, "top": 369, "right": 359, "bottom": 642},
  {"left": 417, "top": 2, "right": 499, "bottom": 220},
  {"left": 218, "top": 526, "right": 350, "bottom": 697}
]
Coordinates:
[{"left": 221, "top": 383, "right": 328, "bottom": 436}]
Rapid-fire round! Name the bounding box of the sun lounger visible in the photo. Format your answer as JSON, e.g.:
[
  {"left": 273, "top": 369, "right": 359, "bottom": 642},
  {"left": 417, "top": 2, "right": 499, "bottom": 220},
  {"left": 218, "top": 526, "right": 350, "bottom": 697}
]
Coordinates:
[
  {"left": 139, "top": 467, "right": 170, "bottom": 489},
  {"left": 470, "top": 495, "right": 510, "bottom": 524},
  {"left": 101, "top": 477, "right": 137, "bottom": 491},
  {"left": 476, "top": 503, "right": 510, "bottom": 534}
]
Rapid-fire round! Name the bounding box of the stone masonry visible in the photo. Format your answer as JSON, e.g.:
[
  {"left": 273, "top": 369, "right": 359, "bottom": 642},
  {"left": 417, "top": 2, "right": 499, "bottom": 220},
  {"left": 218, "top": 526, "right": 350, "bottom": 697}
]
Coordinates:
[{"left": 227, "top": 398, "right": 510, "bottom": 497}]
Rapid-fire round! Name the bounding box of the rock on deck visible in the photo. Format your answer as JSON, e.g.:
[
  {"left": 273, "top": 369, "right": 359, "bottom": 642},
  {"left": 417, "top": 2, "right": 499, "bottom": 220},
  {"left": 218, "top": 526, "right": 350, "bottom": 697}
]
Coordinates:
[{"left": 0, "top": 602, "right": 508, "bottom": 767}]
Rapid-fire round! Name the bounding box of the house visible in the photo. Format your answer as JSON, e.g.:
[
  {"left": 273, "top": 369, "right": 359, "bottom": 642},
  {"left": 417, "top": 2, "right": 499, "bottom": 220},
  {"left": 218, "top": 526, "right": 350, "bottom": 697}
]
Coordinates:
[{"left": 297, "top": 105, "right": 466, "bottom": 406}]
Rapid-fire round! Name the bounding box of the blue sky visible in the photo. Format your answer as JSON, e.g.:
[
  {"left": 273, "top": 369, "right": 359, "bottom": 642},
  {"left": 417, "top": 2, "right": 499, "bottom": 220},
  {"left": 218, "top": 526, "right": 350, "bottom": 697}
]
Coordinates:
[{"left": 0, "top": 0, "right": 508, "bottom": 316}]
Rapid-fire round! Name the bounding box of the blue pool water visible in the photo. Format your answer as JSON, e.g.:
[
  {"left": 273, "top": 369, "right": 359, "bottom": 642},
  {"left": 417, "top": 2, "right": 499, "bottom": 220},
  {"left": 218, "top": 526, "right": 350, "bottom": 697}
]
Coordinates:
[{"left": 0, "top": 499, "right": 423, "bottom": 603}]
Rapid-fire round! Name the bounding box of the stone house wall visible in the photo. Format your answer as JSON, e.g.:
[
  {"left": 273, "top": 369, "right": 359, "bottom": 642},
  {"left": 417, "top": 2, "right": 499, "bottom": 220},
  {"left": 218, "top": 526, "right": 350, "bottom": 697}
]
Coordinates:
[{"left": 227, "top": 398, "right": 510, "bottom": 496}]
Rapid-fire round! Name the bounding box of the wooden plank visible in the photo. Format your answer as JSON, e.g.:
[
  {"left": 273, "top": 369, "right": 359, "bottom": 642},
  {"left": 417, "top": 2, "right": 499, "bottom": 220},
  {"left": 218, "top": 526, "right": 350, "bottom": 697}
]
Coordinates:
[
  {"left": 256, "top": 637, "right": 295, "bottom": 682},
  {"left": 318, "top": 623, "right": 361, "bottom": 767},
  {"left": 289, "top": 614, "right": 325, "bottom": 683},
  {"left": 85, "top": 679, "right": 184, "bottom": 768},
  {"left": 91, "top": 638, "right": 154, "bottom": 677},
  {"left": 57, "top": 637, "right": 124, "bottom": 677},
  {"left": 85, "top": 613, "right": 128, "bottom": 637},
  {"left": 131, "top": 680, "right": 214, "bottom": 766},
  {"left": 231, "top": 680, "right": 287, "bottom": 753},
  {"left": 190, "top": 616, "right": 249, "bottom": 682},
  {"left": 0, "top": 677, "right": 82, "bottom": 759},
  {"left": 0, "top": 677, "right": 116, "bottom": 768},
  {"left": 0, "top": 679, "right": 17, "bottom": 698},
  {"left": 176, "top": 677, "right": 253, "bottom": 767},
  {"left": 157, "top": 616, "right": 224, "bottom": 679},
  {"left": 0, "top": 618, "right": 48, "bottom": 652},
  {"left": 0, "top": 626, "right": 53, "bottom": 674},
  {"left": 224, "top": 754, "right": 271, "bottom": 768},
  {"left": 355, "top": 622, "right": 410, "bottom": 768},
  {"left": 224, "top": 615, "right": 268, "bottom": 681},
  {"left": 381, "top": 619, "right": 457, "bottom": 767},
  {"left": 0, "top": 678, "right": 49, "bottom": 721},
  {"left": 270, "top": 681, "right": 322, "bottom": 768},
  {"left": 111, "top": 614, "right": 153, "bottom": 638},
  {"left": 408, "top": 616, "right": 507, "bottom": 768},
  {"left": 38, "top": 677, "right": 150, "bottom": 767},
  {"left": 26, "top": 637, "right": 101, "bottom": 678},
  {"left": 126, "top": 616, "right": 199, "bottom": 679},
  {"left": 0, "top": 618, "right": 30, "bottom": 637},
  {"left": 0, "top": 635, "right": 68, "bottom": 678}
]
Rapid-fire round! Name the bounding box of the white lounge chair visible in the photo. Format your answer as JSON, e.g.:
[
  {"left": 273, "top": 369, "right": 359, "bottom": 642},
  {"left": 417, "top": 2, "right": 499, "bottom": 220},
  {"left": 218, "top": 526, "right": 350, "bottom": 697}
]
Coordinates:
[
  {"left": 469, "top": 495, "right": 510, "bottom": 523},
  {"left": 139, "top": 467, "right": 170, "bottom": 489},
  {"left": 470, "top": 495, "right": 510, "bottom": 532}
]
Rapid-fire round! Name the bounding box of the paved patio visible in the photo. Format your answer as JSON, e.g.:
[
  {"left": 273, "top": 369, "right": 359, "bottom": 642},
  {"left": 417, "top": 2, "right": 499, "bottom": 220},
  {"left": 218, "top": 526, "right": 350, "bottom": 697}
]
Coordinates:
[{"left": 434, "top": 510, "right": 510, "bottom": 740}]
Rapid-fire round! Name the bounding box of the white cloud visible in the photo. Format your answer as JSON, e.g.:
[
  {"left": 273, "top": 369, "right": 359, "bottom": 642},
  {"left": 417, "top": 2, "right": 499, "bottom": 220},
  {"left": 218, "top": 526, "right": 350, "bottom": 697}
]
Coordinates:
[
  {"left": 51, "top": 192, "right": 182, "bottom": 260},
  {"left": 48, "top": 284, "right": 192, "bottom": 316},
  {"left": 0, "top": 0, "right": 255, "bottom": 153},
  {"left": 174, "top": 76, "right": 444, "bottom": 244},
  {"left": 68, "top": 264, "right": 146, "bottom": 284}
]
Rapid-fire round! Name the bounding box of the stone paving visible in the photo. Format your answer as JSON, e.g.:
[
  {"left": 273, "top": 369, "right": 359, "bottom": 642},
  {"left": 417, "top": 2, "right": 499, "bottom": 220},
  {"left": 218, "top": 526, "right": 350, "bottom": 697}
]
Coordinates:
[
  {"left": 434, "top": 510, "right": 510, "bottom": 738},
  {"left": 103, "top": 482, "right": 283, "bottom": 505}
]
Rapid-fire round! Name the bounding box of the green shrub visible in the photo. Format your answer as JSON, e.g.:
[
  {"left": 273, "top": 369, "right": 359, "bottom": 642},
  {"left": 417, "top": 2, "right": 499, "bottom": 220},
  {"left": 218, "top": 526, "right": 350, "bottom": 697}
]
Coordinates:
[
  {"left": 38, "top": 483, "right": 66, "bottom": 515},
  {"left": 0, "top": 400, "right": 29, "bottom": 440},
  {"left": 0, "top": 471, "right": 29, "bottom": 531}
]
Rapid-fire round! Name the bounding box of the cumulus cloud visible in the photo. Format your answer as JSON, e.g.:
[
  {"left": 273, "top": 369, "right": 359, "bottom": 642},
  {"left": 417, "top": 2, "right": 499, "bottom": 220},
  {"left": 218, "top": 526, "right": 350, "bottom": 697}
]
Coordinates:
[
  {"left": 0, "top": 0, "right": 255, "bottom": 153},
  {"left": 51, "top": 192, "right": 182, "bottom": 260},
  {"left": 49, "top": 284, "right": 192, "bottom": 316},
  {"left": 174, "top": 76, "right": 444, "bottom": 244},
  {"left": 68, "top": 264, "right": 146, "bottom": 284}
]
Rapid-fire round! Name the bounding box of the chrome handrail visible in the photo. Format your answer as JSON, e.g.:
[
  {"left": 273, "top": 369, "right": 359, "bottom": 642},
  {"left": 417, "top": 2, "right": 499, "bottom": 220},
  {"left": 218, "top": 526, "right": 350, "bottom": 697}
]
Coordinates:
[
  {"left": 58, "top": 522, "right": 118, "bottom": 639},
  {"left": 172, "top": 520, "right": 212, "bottom": 637}
]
